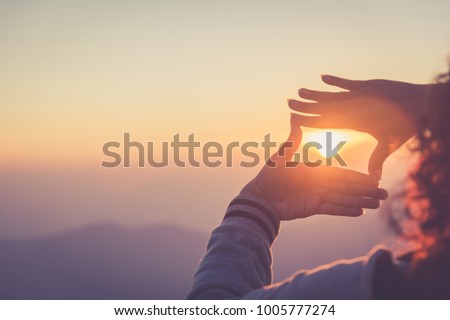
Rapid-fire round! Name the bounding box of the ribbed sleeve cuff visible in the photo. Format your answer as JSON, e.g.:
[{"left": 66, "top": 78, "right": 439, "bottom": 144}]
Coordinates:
[{"left": 223, "top": 194, "right": 280, "bottom": 244}]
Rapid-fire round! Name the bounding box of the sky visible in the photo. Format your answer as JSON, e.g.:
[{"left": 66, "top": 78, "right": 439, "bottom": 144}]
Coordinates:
[{"left": 1, "top": 0, "right": 450, "bottom": 238}]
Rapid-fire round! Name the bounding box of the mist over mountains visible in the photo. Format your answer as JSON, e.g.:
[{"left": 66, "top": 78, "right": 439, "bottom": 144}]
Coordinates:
[
  {"left": 0, "top": 224, "right": 206, "bottom": 299},
  {"left": 0, "top": 214, "right": 388, "bottom": 299}
]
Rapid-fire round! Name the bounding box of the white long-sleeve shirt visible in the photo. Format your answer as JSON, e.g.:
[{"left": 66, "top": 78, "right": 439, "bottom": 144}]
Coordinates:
[{"left": 187, "top": 194, "right": 396, "bottom": 299}]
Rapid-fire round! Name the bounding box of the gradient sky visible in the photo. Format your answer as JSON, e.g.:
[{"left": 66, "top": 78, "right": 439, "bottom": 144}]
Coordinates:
[{"left": 1, "top": 0, "right": 450, "bottom": 237}]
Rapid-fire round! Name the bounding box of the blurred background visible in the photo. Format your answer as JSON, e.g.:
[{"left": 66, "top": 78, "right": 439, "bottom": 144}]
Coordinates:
[{"left": 1, "top": 0, "right": 450, "bottom": 299}]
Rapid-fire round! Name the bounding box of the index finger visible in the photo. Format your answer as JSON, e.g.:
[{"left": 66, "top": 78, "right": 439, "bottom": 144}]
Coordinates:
[
  {"left": 289, "top": 113, "right": 348, "bottom": 129},
  {"left": 322, "top": 75, "right": 367, "bottom": 91},
  {"left": 298, "top": 88, "right": 353, "bottom": 102}
]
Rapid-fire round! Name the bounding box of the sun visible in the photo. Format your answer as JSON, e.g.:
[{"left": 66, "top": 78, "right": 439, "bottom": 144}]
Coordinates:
[{"left": 302, "top": 129, "right": 359, "bottom": 158}]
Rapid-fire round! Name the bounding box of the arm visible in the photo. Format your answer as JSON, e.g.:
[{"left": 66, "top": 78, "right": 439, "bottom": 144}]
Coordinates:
[
  {"left": 187, "top": 118, "right": 388, "bottom": 299},
  {"left": 186, "top": 194, "right": 279, "bottom": 299}
]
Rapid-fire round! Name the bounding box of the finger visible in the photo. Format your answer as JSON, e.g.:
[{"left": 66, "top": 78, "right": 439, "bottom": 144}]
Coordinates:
[
  {"left": 288, "top": 100, "right": 324, "bottom": 114},
  {"left": 323, "top": 167, "right": 379, "bottom": 186},
  {"left": 289, "top": 113, "right": 347, "bottom": 129},
  {"left": 288, "top": 99, "right": 348, "bottom": 115},
  {"left": 317, "top": 202, "right": 363, "bottom": 217},
  {"left": 329, "top": 182, "right": 388, "bottom": 200},
  {"left": 298, "top": 88, "right": 353, "bottom": 102},
  {"left": 368, "top": 142, "right": 389, "bottom": 179},
  {"left": 268, "top": 117, "right": 302, "bottom": 167},
  {"left": 323, "top": 192, "right": 381, "bottom": 209},
  {"left": 321, "top": 74, "right": 366, "bottom": 91}
]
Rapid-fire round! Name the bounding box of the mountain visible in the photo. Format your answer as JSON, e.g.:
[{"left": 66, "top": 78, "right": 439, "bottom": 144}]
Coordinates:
[
  {"left": 0, "top": 224, "right": 207, "bottom": 299},
  {"left": 0, "top": 214, "right": 388, "bottom": 299}
]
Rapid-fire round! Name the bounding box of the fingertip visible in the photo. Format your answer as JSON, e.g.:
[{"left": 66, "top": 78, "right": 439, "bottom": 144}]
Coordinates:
[
  {"left": 369, "top": 187, "right": 388, "bottom": 200},
  {"left": 374, "top": 200, "right": 381, "bottom": 209},
  {"left": 298, "top": 88, "right": 309, "bottom": 97},
  {"left": 348, "top": 207, "right": 364, "bottom": 217},
  {"left": 361, "top": 198, "right": 381, "bottom": 209},
  {"left": 368, "top": 144, "right": 388, "bottom": 179},
  {"left": 321, "top": 74, "right": 332, "bottom": 82},
  {"left": 287, "top": 99, "right": 297, "bottom": 108},
  {"left": 352, "top": 208, "right": 364, "bottom": 217},
  {"left": 379, "top": 188, "right": 389, "bottom": 200}
]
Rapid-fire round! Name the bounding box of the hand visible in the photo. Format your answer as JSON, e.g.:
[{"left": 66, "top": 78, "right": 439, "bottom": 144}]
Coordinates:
[
  {"left": 288, "top": 75, "right": 434, "bottom": 178},
  {"left": 240, "top": 117, "right": 388, "bottom": 221}
]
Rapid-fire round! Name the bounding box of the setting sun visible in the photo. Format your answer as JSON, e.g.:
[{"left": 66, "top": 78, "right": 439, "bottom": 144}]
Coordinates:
[{"left": 302, "top": 129, "right": 363, "bottom": 158}]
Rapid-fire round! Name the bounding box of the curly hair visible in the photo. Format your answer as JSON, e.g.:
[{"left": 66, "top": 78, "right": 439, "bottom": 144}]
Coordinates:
[{"left": 399, "top": 70, "right": 450, "bottom": 298}]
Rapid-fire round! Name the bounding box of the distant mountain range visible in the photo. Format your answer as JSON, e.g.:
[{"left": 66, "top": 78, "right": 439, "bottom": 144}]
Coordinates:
[
  {"left": 0, "top": 215, "right": 387, "bottom": 299},
  {"left": 0, "top": 224, "right": 207, "bottom": 299}
]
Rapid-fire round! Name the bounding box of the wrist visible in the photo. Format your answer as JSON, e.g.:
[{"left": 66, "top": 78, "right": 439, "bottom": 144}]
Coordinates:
[{"left": 225, "top": 194, "right": 281, "bottom": 243}]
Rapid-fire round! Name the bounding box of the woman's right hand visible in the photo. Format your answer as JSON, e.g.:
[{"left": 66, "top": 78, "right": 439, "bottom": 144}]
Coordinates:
[
  {"left": 288, "top": 75, "right": 434, "bottom": 179},
  {"left": 240, "top": 117, "right": 388, "bottom": 221}
]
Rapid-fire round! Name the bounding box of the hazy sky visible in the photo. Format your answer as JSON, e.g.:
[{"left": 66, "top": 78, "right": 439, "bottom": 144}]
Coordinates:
[{"left": 1, "top": 0, "right": 450, "bottom": 237}]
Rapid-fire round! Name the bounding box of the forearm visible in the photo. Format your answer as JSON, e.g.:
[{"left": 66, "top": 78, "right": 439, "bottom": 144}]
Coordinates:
[{"left": 186, "top": 194, "right": 280, "bottom": 299}]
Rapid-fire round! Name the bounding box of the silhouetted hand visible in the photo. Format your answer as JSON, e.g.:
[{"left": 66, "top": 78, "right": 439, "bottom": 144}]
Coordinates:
[
  {"left": 288, "top": 75, "right": 433, "bottom": 179},
  {"left": 240, "top": 117, "right": 388, "bottom": 221}
]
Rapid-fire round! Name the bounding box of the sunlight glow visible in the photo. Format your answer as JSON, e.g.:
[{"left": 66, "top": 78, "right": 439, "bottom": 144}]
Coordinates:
[{"left": 302, "top": 129, "right": 364, "bottom": 158}]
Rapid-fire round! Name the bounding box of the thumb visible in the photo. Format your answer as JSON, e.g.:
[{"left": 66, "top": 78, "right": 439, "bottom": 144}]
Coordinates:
[
  {"left": 268, "top": 116, "right": 303, "bottom": 167},
  {"left": 368, "top": 142, "right": 389, "bottom": 180}
]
